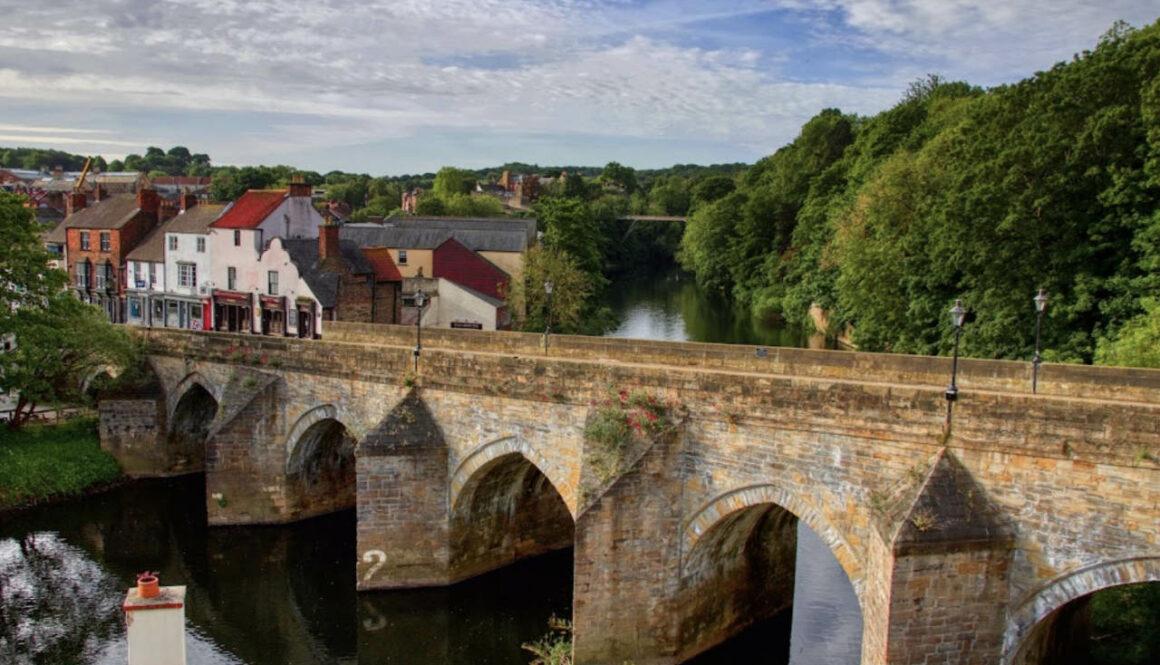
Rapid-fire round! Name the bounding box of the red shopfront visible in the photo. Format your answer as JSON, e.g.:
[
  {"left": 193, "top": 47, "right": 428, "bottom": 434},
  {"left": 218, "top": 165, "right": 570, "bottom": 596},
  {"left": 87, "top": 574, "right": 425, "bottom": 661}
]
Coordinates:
[{"left": 213, "top": 290, "right": 254, "bottom": 333}]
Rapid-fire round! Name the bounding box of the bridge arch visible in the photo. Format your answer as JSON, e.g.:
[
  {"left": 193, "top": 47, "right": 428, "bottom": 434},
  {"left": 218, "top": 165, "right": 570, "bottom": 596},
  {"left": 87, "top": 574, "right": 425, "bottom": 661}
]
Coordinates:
[
  {"left": 283, "top": 404, "right": 357, "bottom": 515},
  {"left": 681, "top": 483, "right": 864, "bottom": 597},
  {"left": 284, "top": 404, "right": 342, "bottom": 473},
  {"left": 167, "top": 371, "right": 219, "bottom": 426},
  {"left": 1003, "top": 556, "right": 1160, "bottom": 665},
  {"left": 450, "top": 436, "right": 574, "bottom": 519},
  {"left": 448, "top": 437, "right": 574, "bottom": 582}
]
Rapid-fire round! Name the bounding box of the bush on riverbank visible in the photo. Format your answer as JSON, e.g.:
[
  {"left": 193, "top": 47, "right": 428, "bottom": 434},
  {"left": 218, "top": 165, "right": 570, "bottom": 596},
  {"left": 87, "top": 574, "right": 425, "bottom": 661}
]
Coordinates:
[{"left": 0, "top": 415, "right": 121, "bottom": 509}]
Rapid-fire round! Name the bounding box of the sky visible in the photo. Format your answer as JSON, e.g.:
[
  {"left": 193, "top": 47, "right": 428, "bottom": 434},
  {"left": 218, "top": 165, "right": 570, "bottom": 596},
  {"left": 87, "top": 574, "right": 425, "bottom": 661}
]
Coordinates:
[{"left": 1, "top": 1, "right": 1157, "bottom": 176}]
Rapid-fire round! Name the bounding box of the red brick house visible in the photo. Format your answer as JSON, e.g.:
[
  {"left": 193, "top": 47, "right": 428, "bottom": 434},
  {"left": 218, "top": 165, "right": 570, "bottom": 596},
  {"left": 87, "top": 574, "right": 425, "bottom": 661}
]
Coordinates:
[{"left": 45, "top": 189, "right": 162, "bottom": 322}]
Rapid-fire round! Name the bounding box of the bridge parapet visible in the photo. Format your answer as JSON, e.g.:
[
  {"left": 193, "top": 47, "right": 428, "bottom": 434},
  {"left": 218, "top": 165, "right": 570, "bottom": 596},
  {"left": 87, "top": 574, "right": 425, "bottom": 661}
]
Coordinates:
[{"left": 323, "top": 321, "right": 1160, "bottom": 404}]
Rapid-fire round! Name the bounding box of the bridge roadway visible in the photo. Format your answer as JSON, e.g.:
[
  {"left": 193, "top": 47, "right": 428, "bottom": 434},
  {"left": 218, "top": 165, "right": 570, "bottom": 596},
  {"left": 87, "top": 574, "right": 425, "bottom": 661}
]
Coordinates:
[{"left": 98, "top": 322, "right": 1160, "bottom": 665}]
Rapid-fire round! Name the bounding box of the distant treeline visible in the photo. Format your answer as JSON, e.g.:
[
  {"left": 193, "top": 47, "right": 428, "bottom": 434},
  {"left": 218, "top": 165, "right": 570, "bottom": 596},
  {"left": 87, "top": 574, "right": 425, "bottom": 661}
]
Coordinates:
[{"left": 678, "top": 19, "right": 1160, "bottom": 367}]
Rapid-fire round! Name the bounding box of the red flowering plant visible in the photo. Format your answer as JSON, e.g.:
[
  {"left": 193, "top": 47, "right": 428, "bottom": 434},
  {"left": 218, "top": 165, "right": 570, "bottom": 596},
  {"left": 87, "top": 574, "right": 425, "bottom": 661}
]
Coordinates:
[{"left": 583, "top": 388, "right": 679, "bottom": 488}]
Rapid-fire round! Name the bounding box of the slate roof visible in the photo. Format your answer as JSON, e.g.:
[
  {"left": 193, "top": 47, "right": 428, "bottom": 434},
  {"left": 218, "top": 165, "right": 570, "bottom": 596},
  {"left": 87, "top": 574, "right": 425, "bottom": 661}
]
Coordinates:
[
  {"left": 126, "top": 204, "right": 225, "bottom": 262},
  {"left": 44, "top": 195, "right": 140, "bottom": 243},
  {"left": 282, "top": 238, "right": 374, "bottom": 308},
  {"left": 386, "top": 215, "right": 536, "bottom": 244},
  {"left": 341, "top": 223, "right": 528, "bottom": 253},
  {"left": 210, "top": 189, "right": 286, "bottom": 229}
]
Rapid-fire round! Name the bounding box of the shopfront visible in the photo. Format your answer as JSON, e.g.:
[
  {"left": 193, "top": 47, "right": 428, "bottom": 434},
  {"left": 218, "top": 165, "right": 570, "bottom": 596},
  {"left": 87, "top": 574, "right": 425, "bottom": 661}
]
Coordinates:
[{"left": 213, "top": 290, "right": 253, "bottom": 333}]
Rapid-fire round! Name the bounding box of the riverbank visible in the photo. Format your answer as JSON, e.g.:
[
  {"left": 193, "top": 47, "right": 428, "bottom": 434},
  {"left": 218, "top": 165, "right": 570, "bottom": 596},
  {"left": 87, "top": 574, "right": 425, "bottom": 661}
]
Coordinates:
[{"left": 0, "top": 415, "right": 122, "bottom": 512}]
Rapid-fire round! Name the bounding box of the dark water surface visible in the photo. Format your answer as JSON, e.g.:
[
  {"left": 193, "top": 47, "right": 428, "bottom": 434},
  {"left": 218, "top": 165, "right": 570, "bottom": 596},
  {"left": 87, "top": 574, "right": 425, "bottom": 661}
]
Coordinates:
[{"left": 0, "top": 476, "right": 571, "bottom": 665}]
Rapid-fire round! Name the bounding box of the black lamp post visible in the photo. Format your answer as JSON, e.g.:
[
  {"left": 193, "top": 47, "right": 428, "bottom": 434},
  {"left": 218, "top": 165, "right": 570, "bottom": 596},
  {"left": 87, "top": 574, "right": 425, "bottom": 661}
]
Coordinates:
[
  {"left": 544, "top": 280, "right": 554, "bottom": 336},
  {"left": 945, "top": 299, "right": 967, "bottom": 431},
  {"left": 412, "top": 289, "right": 427, "bottom": 373},
  {"left": 1032, "top": 288, "right": 1048, "bottom": 394}
]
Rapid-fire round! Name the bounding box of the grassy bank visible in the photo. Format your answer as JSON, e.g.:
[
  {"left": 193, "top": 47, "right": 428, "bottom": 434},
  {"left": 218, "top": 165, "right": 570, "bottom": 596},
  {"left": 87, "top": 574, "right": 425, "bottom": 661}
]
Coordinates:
[{"left": 0, "top": 416, "right": 121, "bottom": 510}]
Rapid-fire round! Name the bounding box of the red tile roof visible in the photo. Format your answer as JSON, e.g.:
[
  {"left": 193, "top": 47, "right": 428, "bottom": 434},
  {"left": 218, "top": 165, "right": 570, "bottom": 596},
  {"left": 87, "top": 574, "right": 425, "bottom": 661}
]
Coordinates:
[
  {"left": 361, "top": 247, "right": 404, "bottom": 282},
  {"left": 210, "top": 189, "right": 286, "bottom": 229}
]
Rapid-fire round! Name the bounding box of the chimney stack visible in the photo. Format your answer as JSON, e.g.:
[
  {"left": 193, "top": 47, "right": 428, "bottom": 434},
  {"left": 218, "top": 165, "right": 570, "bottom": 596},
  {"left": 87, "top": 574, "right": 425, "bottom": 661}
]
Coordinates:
[
  {"left": 179, "top": 187, "right": 197, "bottom": 212},
  {"left": 66, "top": 192, "right": 87, "bottom": 217},
  {"left": 159, "top": 198, "right": 178, "bottom": 223},
  {"left": 288, "top": 173, "right": 311, "bottom": 198},
  {"left": 318, "top": 219, "right": 342, "bottom": 270},
  {"left": 137, "top": 187, "right": 161, "bottom": 219}
]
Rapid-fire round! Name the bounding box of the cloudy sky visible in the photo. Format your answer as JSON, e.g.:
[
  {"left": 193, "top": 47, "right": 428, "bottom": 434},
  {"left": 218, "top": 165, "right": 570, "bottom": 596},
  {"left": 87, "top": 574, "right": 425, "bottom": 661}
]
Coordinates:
[{"left": 1, "top": 1, "right": 1156, "bottom": 175}]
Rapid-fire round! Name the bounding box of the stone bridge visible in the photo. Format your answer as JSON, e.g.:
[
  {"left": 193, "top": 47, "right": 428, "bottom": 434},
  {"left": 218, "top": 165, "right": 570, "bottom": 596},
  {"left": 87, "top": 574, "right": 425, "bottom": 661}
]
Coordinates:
[{"left": 98, "top": 322, "right": 1160, "bottom": 665}]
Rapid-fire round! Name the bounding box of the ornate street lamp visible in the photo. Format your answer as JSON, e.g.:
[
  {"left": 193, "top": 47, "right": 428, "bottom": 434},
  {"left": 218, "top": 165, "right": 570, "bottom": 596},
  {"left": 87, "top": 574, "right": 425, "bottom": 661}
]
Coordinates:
[
  {"left": 945, "top": 299, "right": 967, "bottom": 431},
  {"left": 412, "top": 289, "right": 427, "bottom": 373},
  {"left": 544, "top": 280, "right": 554, "bottom": 336},
  {"left": 1033, "top": 288, "right": 1048, "bottom": 394}
]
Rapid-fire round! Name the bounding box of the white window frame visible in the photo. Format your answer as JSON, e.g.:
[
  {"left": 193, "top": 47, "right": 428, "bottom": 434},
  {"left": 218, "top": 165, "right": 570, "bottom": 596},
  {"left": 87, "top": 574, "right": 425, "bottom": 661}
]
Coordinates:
[{"left": 178, "top": 262, "right": 197, "bottom": 288}]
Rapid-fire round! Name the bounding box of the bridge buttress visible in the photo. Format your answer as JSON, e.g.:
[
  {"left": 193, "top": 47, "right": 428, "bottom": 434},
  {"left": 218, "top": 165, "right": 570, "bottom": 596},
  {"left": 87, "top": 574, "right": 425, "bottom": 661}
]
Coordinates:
[
  {"left": 861, "top": 450, "right": 1014, "bottom": 664},
  {"left": 356, "top": 391, "right": 452, "bottom": 589}
]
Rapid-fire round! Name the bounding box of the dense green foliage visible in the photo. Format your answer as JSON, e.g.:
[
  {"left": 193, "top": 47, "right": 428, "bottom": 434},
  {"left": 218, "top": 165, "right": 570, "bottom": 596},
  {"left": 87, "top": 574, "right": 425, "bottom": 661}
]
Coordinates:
[
  {"left": 0, "top": 416, "right": 121, "bottom": 509},
  {"left": 116, "top": 145, "right": 211, "bottom": 176},
  {"left": 0, "top": 148, "right": 105, "bottom": 172},
  {"left": 0, "top": 194, "right": 134, "bottom": 428},
  {"left": 1090, "top": 583, "right": 1160, "bottom": 664},
  {"left": 678, "top": 20, "right": 1160, "bottom": 364}
]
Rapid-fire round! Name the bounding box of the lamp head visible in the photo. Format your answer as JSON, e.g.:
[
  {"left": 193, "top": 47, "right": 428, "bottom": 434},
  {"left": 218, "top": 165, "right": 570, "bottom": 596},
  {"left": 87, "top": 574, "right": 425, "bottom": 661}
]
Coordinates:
[
  {"left": 544, "top": 280, "right": 553, "bottom": 296},
  {"left": 414, "top": 289, "right": 427, "bottom": 308},
  {"left": 950, "top": 299, "right": 967, "bottom": 328},
  {"left": 1034, "top": 288, "right": 1047, "bottom": 313}
]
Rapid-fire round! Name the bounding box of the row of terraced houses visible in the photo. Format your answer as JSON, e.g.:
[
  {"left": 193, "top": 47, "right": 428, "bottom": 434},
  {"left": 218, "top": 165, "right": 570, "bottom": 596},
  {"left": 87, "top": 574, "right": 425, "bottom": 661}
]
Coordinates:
[{"left": 42, "top": 177, "right": 534, "bottom": 337}]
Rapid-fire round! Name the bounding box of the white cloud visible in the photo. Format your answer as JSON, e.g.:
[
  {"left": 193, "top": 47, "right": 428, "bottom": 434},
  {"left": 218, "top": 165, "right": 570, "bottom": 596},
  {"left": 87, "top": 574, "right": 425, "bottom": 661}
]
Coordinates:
[{"left": 0, "top": 0, "right": 1155, "bottom": 170}]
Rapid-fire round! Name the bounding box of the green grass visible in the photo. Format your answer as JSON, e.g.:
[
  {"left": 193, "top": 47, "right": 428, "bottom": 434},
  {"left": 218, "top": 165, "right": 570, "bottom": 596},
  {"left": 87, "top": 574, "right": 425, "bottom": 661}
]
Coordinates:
[{"left": 0, "top": 416, "right": 122, "bottom": 509}]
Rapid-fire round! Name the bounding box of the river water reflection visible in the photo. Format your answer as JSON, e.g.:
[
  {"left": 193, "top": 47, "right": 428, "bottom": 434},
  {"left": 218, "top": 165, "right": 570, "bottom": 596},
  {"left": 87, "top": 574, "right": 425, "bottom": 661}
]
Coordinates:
[
  {"left": 604, "top": 268, "right": 863, "bottom": 665},
  {"left": 0, "top": 476, "right": 573, "bottom": 665}
]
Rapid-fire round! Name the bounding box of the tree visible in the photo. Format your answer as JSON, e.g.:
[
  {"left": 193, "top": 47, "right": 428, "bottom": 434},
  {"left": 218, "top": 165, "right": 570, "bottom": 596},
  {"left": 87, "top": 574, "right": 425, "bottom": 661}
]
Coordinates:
[
  {"left": 598, "top": 162, "right": 638, "bottom": 194},
  {"left": 0, "top": 193, "right": 68, "bottom": 326},
  {"left": 0, "top": 194, "right": 133, "bottom": 429},
  {"left": 414, "top": 195, "right": 446, "bottom": 216},
  {"left": 432, "top": 167, "right": 476, "bottom": 200},
  {"left": 538, "top": 197, "right": 602, "bottom": 276},
  {"left": 1, "top": 297, "right": 133, "bottom": 429},
  {"left": 508, "top": 246, "right": 596, "bottom": 335}
]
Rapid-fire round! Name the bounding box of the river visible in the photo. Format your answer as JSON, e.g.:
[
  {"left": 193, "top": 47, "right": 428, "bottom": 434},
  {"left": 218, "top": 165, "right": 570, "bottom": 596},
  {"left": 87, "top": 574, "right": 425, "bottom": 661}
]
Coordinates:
[{"left": 605, "top": 268, "right": 863, "bottom": 665}]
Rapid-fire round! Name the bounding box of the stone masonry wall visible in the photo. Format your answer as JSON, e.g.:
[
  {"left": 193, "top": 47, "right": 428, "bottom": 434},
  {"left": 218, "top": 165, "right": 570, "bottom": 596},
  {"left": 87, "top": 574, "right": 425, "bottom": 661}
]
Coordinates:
[
  {"left": 137, "top": 328, "right": 1160, "bottom": 664},
  {"left": 99, "top": 398, "right": 167, "bottom": 476}
]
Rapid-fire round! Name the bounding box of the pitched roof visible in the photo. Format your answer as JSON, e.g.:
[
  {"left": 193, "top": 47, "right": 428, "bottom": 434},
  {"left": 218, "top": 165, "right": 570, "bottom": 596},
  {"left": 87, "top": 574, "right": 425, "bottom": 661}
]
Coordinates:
[
  {"left": 361, "top": 247, "right": 404, "bottom": 282},
  {"left": 126, "top": 204, "right": 225, "bottom": 262},
  {"left": 390, "top": 215, "right": 537, "bottom": 244},
  {"left": 150, "top": 176, "right": 212, "bottom": 186},
  {"left": 281, "top": 238, "right": 374, "bottom": 308},
  {"left": 92, "top": 172, "right": 144, "bottom": 183},
  {"left": 210, "top": 189, "right": 286, "bottom": 229},
  {"left": 44, "top": 195, "right": 140, "bottom": 243},
  {"left": 341, "top": 223, "right": 528, "bottom": 253},
  {"left": 165, "top": 204, "right": 226, "bottom": 234}
]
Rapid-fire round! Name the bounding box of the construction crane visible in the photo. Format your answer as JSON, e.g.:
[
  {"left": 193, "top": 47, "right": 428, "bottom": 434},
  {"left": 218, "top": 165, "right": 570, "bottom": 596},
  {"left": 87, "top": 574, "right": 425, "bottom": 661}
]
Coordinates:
[{"left": 74, "top": 157, "right": 92, "bottom": 192}]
